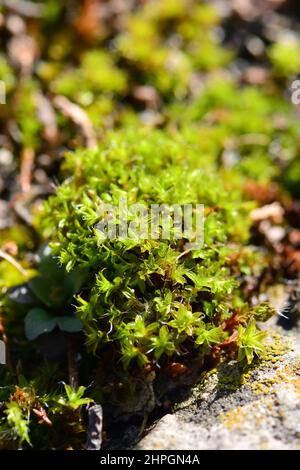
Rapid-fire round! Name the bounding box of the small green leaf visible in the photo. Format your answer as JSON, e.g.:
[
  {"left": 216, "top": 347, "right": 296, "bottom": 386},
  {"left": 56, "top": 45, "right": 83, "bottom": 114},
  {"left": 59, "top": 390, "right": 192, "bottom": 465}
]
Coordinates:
[
  {"left": 5, "top": 402, "right": 31, "bottom": 445},
  {"left": 169, "top": 305, "right": 203, "bottom": 335},
  {"left": 237, "top": 319, "right": 267, "bottom": 364},
  {"left": 150, "top": 325, "right": 175, "bottom": 360},
  {"left": 195, "top": 322, "right": 225, "bottom": 353},
  {"left": 57, "top": 384, "right": 93, "bottom": 409},
  {"left": 57, "top": 316, "right": 83, "bottom": 333},
  {"left": 251, "top": 302, "right": 275, "bottom": 322},
  {"left": 29, "top": 275, "right": 76, "bottom": 307},
  {"left": 38, "top": 249, "right": 66, "bottom": 281},
  {"left": 24, "top": 308, "right": 57, "bottom": 340}
]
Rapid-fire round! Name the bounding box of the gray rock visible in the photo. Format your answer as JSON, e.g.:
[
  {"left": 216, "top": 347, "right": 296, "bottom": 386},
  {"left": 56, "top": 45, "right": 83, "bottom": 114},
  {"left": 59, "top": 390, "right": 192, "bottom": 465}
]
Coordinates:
[{"left": 137, "top": 326, "right": 300, "bottom": 450}]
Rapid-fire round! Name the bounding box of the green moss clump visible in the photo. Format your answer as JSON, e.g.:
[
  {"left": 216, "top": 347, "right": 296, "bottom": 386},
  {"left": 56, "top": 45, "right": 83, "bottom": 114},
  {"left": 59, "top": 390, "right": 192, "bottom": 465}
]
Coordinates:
[
  {"left": 15, "top": 79, "right": 42, "bottom": 150},
  {"left": 168, "top": 76, "right": 300, "bottom": 193},
  {"left": 0, "top": 380, "right": 92, "bottom": 449},
  {"left": 50, "top": 50, "right": 128, "bottom": 126},
  {"left": 0, "top": 54, "right": 16, "bottom": 94},
  {"left": 116, "top": 0, "right": 231, "bottom": 97},
  {"left": 268, "top": 38, "right": 300, "bottom": 78},
  {"left": 1, "top": 0, "right": 300, "bottom": 450},
  {"left": 42, "top": 128, "right": 270, "bottom": 390}
]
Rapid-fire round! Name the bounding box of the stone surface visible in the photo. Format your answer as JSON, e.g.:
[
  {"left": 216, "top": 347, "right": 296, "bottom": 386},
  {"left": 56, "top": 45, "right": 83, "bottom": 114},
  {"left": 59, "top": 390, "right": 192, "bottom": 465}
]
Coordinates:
[{"left": 136, "top": 324, "right": 300, "bottom": 450}]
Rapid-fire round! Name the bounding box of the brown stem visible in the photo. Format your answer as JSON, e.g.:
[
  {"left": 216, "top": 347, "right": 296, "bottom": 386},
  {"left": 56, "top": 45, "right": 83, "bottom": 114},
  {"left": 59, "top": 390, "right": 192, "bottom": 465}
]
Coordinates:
[
  {"left": 66, "top": 335, "right": 78, "bottom": 389},
  {"left": 53, "top": 96, "right": 97, "bottom": 149},
  {"left": 20, "top": 147, "right": 35, "bottom": 193}
]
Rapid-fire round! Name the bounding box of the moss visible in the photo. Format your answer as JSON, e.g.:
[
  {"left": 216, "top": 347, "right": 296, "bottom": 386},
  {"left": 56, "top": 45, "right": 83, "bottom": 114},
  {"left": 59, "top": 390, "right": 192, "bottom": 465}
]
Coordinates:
[
  {"left": 0, "top": 54, "right": 16, "bottom": 93},
  {"left": 39, "top": 128, "right": 272, "bottom": 399},
  {"left": 14, "top": 79, "right": 42, "bottom": 150},
  {"left": 268, "top": 38, "right": 300, "bottom": 77},
  {"left": 0, "top": 0, "right": 300, "bottom": 450},
  {"left": 0, "top": 381, "right": 92, "bottom": 449}
]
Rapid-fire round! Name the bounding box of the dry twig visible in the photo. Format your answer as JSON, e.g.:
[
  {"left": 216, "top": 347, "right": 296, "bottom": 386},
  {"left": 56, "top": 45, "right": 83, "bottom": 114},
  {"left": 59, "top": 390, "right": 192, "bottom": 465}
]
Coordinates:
[
  {"left": 53, "top": 96, "right": 97, "bottom": 149},
  {"left": 19, "top": 147, "right": 35, "bottom": 193}
]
